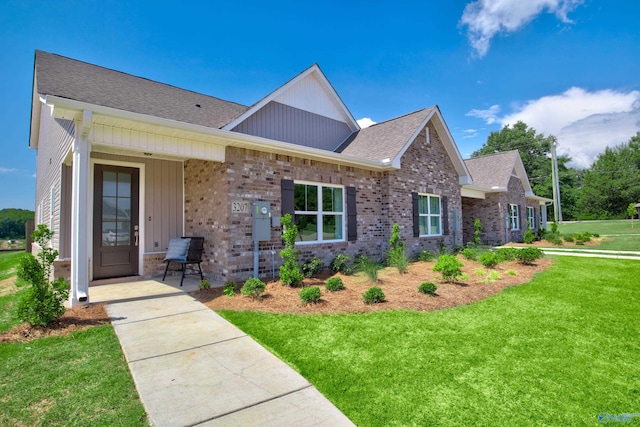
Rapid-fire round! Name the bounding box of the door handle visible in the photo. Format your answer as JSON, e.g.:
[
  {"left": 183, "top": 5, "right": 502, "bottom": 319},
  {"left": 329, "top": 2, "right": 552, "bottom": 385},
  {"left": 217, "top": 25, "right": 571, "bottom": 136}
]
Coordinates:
[{"left": 134, "top": 225, "right": 139, "bottom": 246}]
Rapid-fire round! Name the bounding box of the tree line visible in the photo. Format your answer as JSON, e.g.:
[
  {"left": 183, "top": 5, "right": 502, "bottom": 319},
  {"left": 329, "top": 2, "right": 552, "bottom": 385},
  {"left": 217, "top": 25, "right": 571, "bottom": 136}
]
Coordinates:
[
  {"left": 0, "top": 208, "right": 34, "bottom": 239},
  {"left": 472, "top": 122, "right": 640, "bottom": 221}
]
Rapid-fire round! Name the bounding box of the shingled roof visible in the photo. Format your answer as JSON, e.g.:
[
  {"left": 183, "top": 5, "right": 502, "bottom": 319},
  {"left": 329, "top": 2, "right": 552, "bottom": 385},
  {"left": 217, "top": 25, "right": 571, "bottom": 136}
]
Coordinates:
[
  {"left": 464, "top": 150, "right": 523, "bottom": 190},
  {"left": 34, "top": 50, "right": 248, "bottom": 129},
  {"left": 339, "top": 108, "right": 434, "bottom": 162}
]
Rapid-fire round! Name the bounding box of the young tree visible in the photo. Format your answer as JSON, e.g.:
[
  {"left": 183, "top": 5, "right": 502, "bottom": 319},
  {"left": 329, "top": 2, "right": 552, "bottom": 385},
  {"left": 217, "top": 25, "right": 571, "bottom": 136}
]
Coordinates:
[{"left": 629, "top": 203, "right": 638, "bottom": 228}]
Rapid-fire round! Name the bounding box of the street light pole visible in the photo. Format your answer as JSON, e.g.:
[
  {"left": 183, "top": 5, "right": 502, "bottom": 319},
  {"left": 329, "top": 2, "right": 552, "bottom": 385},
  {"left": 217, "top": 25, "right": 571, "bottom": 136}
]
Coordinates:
[{"left": 551, "top": 136, "right": 563, "bottom": 223}]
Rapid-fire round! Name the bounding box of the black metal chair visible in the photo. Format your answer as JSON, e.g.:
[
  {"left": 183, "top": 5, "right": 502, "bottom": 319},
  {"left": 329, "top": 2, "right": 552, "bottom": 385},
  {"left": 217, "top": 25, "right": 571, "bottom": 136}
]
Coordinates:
[{"left": 162, "top": 237, "right": 204, "bottom": 286}]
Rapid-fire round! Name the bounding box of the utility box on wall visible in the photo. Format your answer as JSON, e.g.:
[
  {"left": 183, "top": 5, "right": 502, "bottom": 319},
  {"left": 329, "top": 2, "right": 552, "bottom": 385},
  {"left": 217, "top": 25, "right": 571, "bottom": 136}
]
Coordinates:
[{"left": 252, "top": 202, "right": 271, "bottom": 241}]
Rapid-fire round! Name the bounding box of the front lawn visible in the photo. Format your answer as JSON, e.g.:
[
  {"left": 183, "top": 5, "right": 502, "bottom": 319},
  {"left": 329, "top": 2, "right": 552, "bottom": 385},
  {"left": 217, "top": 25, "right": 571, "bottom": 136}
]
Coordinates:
[{"left": 219, "top": 257, "right": 640, "bottom": 426}]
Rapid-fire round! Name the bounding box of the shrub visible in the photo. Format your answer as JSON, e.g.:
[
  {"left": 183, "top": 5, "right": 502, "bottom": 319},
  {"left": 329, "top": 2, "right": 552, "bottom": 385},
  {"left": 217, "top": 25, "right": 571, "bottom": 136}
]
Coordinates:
[
  {"left": 473, "top": 218, "right": 483, "bottom": 247},
  {"left": 475, "top": 268, "right": 486, "bottom": 276},
  {"left": 241, "top": 277, "right": 266, "bottom": 300},
  {"left": 363, "top": 286, "right": 385, "bottom": 304},
  {"left": 507, "top": 270, "right": 517, "bottom": 276},
  {"left": 16, "top": 224, "right": 69, "bottom": 327},
  {"left": 330, "top": 254, "right": 353, "bottom": 274},
  {"left": 461, "top": 247, "right": 481, "bottom": 261},
  {"left": 593, "top": 233, "right": 600, "bottom": 238},
  {"left": 548, "top": 236, "right": 564, "bottom": 246},
  {"left": 198, "top": 279, "right": 211, "bottom": 290},
  {"left": 516, "top": 247, "right": 544, "bottom": 265},
  {"left": 325, "top": 277, "right": 345, "bottom": 291},
  {"left": 356, "top": 255, "right": 382, "bottom": 283},
  {"left": 479, "top": 251, "right": 499, "bottom": 268},
  {"left": 418, "top": 281, "right": 437, "bottom": 296},
  {"left": 432, "top": 255, "right": 463, "bottom": 283},
  {"left": 222, "top": 281, "right": 236, "bottom": 297},
  {"left": 523, "top": 229, "right": 536, "bottom": 244},
  {"left": 495, "top": 247, "right": 518, "bottom": 261},
  {"left": 417, "top": 249, "right": 435, "bottom": 262},
  {"left": 387, "top": 224, "right": 408, "bottom": 274},
  {"left": 299, "top": 286, "right": 321, "bottom": 305},
  {"left": 563, "top": 235, "right": 575, "bottom": 243},
  {"left": 279, "top": 214, "right": 303, "bottom": 286},
  {"left": 302, "top": 256, "right": 323, "bottom": 278}
]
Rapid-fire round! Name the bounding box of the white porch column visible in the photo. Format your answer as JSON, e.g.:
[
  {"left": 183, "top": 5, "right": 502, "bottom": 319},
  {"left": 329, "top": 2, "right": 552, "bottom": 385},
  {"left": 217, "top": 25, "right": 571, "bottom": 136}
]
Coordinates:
[{"left": 70, "top": 110, "right": 92, "bottom": 306}]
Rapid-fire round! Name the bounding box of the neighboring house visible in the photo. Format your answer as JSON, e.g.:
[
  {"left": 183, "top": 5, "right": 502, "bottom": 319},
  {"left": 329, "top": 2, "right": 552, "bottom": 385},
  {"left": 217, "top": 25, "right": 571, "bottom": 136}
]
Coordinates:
[
  {"left": 461, "top": 150, "right": 552, "bottom": 245},
  {"left": 31, "top": 50, "right": 484, "bottom": 306}
]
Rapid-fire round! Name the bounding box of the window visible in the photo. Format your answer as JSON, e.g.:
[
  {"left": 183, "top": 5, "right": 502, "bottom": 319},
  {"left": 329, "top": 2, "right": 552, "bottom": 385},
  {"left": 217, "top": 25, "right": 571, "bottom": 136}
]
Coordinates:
[
  {"left": 527, "top": 207, "right": 535, "bottom": 229},
  {"left": 509, "top": 204, "right": 520, "bottom": 230},
  {"left": 418, "top": 194, "right": 441, "bottom": 236},
  {"left": 294, "top": 182, "right": 344, "bottom": 243}
]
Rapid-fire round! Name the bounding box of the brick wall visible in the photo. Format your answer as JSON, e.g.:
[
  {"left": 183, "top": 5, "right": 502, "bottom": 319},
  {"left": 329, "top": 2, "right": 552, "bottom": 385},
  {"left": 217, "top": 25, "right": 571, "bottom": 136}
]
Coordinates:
[
  {"left": 183, "top": 126, "right": 462, "bottom": 282},
  {"left": 462, "top": 193, "right": 508, "bottom": 245}
]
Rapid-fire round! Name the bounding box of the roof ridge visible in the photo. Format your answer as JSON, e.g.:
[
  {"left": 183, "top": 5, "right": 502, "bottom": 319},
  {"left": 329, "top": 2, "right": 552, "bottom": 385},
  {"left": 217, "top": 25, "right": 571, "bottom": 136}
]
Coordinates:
[
  {"left": 465, "top": 149, "right": 519, "bottom": 161},
  {"left": 366, "top": 107, "right": 434, "bottom": 128},
  {"left": 36, "top": 50, "right": 247, "bottom": 109}
]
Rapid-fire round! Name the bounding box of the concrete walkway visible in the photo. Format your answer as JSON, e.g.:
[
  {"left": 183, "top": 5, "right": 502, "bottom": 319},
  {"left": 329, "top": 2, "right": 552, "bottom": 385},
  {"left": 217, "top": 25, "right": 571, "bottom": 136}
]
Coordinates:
[
  {"left": 90, "top": 278, "right": 355, "bottom": 427},
  {"left": 506, "top": 246, "right": 640, "bottom": 261}
]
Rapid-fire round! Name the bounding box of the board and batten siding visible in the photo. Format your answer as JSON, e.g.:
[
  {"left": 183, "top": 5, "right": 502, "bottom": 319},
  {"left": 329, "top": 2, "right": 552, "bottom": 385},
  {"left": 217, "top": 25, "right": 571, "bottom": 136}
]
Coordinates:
[
  {"left": 232, "top": 101, "right": 352, "bottom": 151},
  {"left": 34, "top": 105, "right": 75, "bottom": 252},
  {"left": 92, "top": 153, "right": 184, "bottom": 254}
]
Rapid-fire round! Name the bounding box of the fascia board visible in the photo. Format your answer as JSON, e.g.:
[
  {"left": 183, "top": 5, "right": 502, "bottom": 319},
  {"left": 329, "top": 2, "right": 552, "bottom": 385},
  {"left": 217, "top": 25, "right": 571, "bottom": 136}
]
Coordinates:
[{"left": 44, "top": 95, "right": 394, "bottom": 171}]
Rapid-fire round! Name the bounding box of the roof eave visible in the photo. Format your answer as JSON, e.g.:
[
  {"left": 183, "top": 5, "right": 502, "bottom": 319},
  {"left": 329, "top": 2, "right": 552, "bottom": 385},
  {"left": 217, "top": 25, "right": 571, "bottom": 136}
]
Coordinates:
[{"left": 43, "top": 95, "right": 396, "bottom": 171}]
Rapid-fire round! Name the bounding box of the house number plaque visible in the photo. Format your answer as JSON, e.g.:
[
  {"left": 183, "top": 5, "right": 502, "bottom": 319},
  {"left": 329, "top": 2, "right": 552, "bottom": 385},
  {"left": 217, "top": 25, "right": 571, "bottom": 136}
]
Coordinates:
[{"left": 231, "top": 201, "right": 250, "bottom": 213}]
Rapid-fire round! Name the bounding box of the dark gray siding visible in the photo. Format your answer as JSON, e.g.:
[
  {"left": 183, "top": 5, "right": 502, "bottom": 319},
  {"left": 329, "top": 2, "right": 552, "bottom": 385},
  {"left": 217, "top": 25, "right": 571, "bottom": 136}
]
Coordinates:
[{"left": 232, "top": 101, "right": 352, "bottom": 151}]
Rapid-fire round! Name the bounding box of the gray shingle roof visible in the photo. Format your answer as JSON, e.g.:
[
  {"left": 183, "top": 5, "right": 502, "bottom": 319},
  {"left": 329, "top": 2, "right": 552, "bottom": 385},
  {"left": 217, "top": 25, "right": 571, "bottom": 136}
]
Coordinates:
[
  {"left": 463, "top": 150, "right": 519, "bottom": 189},
  {"left": 338, "top": 108, "right": 434, "bottom": 162},
  {"left": 34, "top": 50, "right": 249, "bottom": 129}
]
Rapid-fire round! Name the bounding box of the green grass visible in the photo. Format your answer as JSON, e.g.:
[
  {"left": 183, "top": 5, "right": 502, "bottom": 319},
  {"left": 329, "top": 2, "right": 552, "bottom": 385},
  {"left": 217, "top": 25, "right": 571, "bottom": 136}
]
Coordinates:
[
  {"left": 0, "top": 251, "right": 28, "bottom": 333},
  {"left": 219, "top": 257, "right": 640, "bottom": 426},
  {"left": 557, "top": 219, "right": 640, "bottom": 236},
  {"left": 0, "top": 326, "right": 148, "bottom": 426},
  {"left": 0, "top": 250, "right": 148, "bottom": 426}
]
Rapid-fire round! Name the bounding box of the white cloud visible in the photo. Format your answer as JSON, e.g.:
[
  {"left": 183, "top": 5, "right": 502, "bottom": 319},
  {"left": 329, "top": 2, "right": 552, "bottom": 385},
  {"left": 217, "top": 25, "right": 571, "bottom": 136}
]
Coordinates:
[
  {"left": 357, "top": 117, "right": 376, "bottom": 129},
  {"left": 466, "top": 104, "right": 500, "bottom": 124},
  {"left": 461, "top": 128, "right": 479, "bottom": 139},
  {"left": 460, "top": 0, "right": 584, "bottom": 57},
  {"left": 0, "top": 167, "right": 17, "bottom": 174},
  {"left": 500, "top": 87, "right": 640, "bottom": 168}
]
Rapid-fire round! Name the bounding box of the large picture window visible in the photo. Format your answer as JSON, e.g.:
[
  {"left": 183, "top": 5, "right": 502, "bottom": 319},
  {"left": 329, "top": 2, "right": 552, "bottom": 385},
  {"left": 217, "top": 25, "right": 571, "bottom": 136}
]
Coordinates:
[
  {"left": 418, "top": 194, "right": 441, "bottom": 236},
  {"left": 509, "top": 204, "right": 520, "bottom": 230},
  {"left": 294, "top": 182, "right": 344, "bottom": 243}
]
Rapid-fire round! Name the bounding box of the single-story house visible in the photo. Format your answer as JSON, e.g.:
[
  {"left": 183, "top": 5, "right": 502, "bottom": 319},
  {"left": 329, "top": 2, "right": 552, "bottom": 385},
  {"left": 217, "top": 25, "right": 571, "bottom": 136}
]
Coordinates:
[
  {"left": 29, "top": 50, "right": 548, "bottom": 306},
  {"left": 461, "top": 150, "right": 552, "bottom": 245}
]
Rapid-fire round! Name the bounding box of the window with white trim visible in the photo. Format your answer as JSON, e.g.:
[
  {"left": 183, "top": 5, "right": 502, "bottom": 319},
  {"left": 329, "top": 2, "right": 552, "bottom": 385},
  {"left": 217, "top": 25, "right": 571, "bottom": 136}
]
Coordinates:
[
  {"left": 527, "top": 207, "right": 535, "bottom": 229},
  {"left": 294, "top": 182, "right": 344, "bottom": 243},
  {"left": 509, "top": 204, "right": 520, "bottom": 230},
  {"left": 419, "top": 194, "right": 442, "bottom": 236}
]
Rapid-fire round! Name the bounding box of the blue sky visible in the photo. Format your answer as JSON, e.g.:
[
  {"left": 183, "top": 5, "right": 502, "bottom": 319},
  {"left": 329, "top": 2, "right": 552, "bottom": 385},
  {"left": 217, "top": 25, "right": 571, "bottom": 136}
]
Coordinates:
[{"left": 1, "top": 0, "right": 639, "bottom": 209}]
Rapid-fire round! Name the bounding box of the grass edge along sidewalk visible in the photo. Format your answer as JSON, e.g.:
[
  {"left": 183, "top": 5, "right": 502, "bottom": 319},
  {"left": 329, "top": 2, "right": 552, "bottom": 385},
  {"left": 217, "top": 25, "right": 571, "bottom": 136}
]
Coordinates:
[{"left": 219, "top": 256, "right": 640, "bottom": 426}]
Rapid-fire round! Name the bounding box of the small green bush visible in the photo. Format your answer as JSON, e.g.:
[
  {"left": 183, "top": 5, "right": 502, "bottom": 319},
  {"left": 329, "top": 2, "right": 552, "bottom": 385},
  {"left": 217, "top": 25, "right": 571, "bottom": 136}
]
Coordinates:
[
  {"left": 302, "top": 256, "right": 324, "bottom": 278},
  {"left": 16, "top": 224, "right": 70, "bottom": 327},
  {"left": 479, "top": 251, "right": 499, "bottom": 268},
  {"left": 222, "top": 281, "right": 236, "bottom": 297},
  {"left": 516, "top": 247, "right": 544, "bottom": 265},
  {"left": 199, "top": 279, "right": 211, "bottom": 290},
  {"left": 563, "top": 235, "right": 575, "bottom": 242},
  {"left": 299, "top": 286, "right": 321, "bottom": 305},
  {"left": 417, "top": 249, "right": 435, "bottom": 262},
  {"left": 418, "top": 281, "right": 437, "bottom": 296},
  {"left": 576, "top": 240, "right": 585, "bottom": 245},
  {"left": 432, "top": 255, "right": 464, "bottom": 283},
  {"left": 495, "top": 247, "right": 518, "bottom": 262},
  {"left": 356, "top": 255, "right": 382, "bottom": 283},
  {"left": 330, "top": 254, "right": 353, "bottom": 274},
  {"left": 523, "top": 230, "right": 536, "bottom": 244},
  {"left": 593, "top": 233, "right": 600, "bottom": 238},
  {"left": 325, "top": 277, "right": 345, "bottom": 291},
  {"left": 279, "top": 214, "right": 304, "bottom": 286},
  {"left": 475, "top": 268, "right": 486, "bottom": 276},
  {"left": 387, "top": 249, "right": 409, "bottom": 274},
  {"left": 507, "top": 270, "right": 517, "bottom": 276},
  {"left": 461, "top": 247, "right": 481, "bottom": 261},
  {"left": 363, "top": 286, "right": 385, "bottom": 304},
  {"left": 241, "top": 277, "right": 266, "bottom": 300}
]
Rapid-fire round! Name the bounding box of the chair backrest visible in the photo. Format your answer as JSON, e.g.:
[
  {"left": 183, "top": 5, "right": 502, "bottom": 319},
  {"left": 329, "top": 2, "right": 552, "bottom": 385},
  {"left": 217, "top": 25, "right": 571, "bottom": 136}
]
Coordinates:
[{"left": 184, "top": 237, "right": 204, "bottom": 262}]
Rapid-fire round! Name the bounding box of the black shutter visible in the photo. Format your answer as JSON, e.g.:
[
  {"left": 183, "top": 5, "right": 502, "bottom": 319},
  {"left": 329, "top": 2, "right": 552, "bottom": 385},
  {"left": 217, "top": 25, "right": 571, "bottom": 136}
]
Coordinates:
[
  {"left": 412, "top": 192, "right": 420, "bottom": 237},
  {"left": 347, "top": 186, "right": 357, "bottom": 241},
  {"left": 442, "top": 196, "right": 449, "bottom": 235},
  {"left": 281, "top": 179, "right": 295, "bottom": 219}
]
